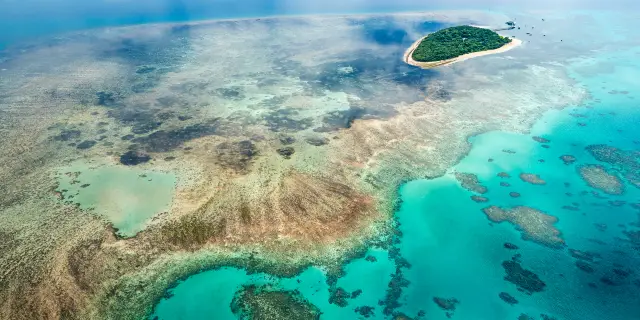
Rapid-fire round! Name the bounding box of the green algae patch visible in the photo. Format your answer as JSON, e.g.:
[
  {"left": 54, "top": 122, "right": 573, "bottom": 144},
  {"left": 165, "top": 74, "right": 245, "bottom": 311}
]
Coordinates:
[{"left": 55, "top": 163, "right": 176, "bottom": 237}]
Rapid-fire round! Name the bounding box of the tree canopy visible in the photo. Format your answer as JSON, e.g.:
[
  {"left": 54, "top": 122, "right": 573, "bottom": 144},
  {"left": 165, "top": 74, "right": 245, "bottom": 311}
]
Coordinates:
[{"left": 412, "top": 25, "right": 512, "bottom": 62}]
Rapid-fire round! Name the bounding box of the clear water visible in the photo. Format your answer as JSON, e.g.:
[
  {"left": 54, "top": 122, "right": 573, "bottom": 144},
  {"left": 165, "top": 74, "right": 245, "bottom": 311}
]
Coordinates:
[
  {"left": 151, "top": 20, "right": 640, "bottom": 320},
  {"left": 56, "top": 163, "right": 176, "bottom": 237}
]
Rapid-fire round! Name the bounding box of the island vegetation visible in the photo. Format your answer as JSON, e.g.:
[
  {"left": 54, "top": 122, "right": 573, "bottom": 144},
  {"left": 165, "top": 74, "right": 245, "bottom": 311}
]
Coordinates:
[{"left": 412, "top": 25, "right": 512, "bottom": 62}]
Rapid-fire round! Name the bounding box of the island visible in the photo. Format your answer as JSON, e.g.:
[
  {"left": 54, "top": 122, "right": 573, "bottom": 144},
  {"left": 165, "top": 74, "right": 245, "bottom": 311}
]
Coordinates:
[{"left": 404, "top": 25, "right": 522, "bottom": 69}]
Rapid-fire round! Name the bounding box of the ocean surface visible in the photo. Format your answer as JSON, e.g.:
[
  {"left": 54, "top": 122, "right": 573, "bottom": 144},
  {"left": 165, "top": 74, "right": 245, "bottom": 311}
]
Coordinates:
[{"left": 149, "top": 15, "right": 640, "bottom": 320}]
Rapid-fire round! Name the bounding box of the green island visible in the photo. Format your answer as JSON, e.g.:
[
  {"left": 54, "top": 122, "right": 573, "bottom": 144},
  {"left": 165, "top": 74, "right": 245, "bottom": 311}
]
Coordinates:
[{"left": 412, "top": 25, "right": 512, "bottom": 62}]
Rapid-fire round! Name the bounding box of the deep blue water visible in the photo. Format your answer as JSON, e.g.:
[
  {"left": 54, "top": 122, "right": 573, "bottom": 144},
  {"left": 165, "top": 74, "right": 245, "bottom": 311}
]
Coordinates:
[
  {"left": 150, "top": 19, "right": 640, "bottom": 320},
  {"left": 0, "top": 0, "right": 457, "bottom": 49}
]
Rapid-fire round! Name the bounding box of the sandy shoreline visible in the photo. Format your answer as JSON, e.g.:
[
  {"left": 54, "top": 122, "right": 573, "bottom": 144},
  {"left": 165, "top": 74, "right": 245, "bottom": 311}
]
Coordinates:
[{"left": 403, "top": 35, "right": 523, "bottom": 69}]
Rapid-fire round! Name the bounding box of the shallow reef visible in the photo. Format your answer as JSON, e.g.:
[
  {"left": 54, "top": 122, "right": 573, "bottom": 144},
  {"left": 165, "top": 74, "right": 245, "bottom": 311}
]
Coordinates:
[
  {"left": 482, "top": 206, "right": 564, "bottom": 248},
  {"left": 498, "top": 292, "right": 519, "bottom": 305},
  {"left": 354, "top": 305, "right": 375, "bottom": 318},
  {"left": 455, "top": 172, "right": 488, "bottom": 194},
  {"left": 119, "top": 150, "right": 152, "bottom": 165},
  {"left": 471, "top": 195, "right": 489, "bottom": 202},
  {"left": 230, "top": 285, "right": 321, "bottom": 320},
  {"left": 559, "top": 154, "right": 576, "bottom": 165},
  {"left": 502, "top": 256, "right": 546, "bottom": 294},
  {"left": 519, "top": 173, "right": 546, "bottom": 185},
  {"left": 577, "top": 164, "right": 624, "bottom": 195},
  {"left": 586, "top": 144, "right": 640, "bottom": 189}
]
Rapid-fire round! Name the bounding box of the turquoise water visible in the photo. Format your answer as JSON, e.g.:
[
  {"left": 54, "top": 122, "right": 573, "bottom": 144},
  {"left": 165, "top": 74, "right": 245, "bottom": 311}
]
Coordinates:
[{"left": 151, "top": 23, "right": 640, "bottom": 320}]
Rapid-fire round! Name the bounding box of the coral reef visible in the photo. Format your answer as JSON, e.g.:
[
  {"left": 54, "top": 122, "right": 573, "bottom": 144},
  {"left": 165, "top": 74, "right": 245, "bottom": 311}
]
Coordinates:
[
  {"left": 482, "top": 206, "right": 564, "bottom": 248},
  {"left": 498, "top": 292, "right": 518, "bottom": 305},
  {"left": 471, "top": 196, "right": 489, "bottom": 203},
  {"left": 577, "top": 164, "right": 624, "bottom": 195},
  {"left": 586, "top": 144, "right": 640, "bottom": 189},
  {"left": 354, "top": 306, "right": 375, "bottom": 318},
  {"left": 502, "top": 257, "right": 546, "bottom": 294},
  {"left": 559, "top": 155, "right": 576, "bottom": 165},
  {"left": 455, "top": 172, "right": 488, "bottom": 194},
  {"left": 230, "top": 285, "right": 321, "bottom": 320},
  {"left": 532, "top": 136, "right": 550, "bottom": 143},
  {"left": 519, "top": 173, "right": 546, "bottom": 185}
]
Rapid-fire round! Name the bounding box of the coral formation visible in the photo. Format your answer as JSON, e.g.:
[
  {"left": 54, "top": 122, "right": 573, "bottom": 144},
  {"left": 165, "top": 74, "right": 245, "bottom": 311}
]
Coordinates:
[
  {"left": 482, "top": 206, "right": 564, "bottom": 248},
  {"left": 230, "top": 285, "right": 321, "bottom": 320},
  {"left": 455, "top": 172, "right": 488, "bottom": 194},
  {"left": 502, "top": 257, "right": 546, "bottom": 294},
  {"left": 577, "top": 164, "right": 624, "bottom": 195},
  {"left": 498, "top": 292, "right": 518, "bottom": 305},
  {"left": 519, "top": 173, "right": 546, "bottom": 185}
]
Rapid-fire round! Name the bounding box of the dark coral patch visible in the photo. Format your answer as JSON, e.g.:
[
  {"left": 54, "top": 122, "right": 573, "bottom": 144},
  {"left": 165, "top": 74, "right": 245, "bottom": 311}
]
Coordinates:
[
  {"left": 230, "top": 285, "right": 320, "bottom": 320},
  {"left": 354, "top": 305, "right": 375, "bottom": 318},
  {"left": 53, "top": 129, "right": 81, "bottom": 142},
  {"left": 471, "top": 196, "right": 489, "bottom": 203},
  {"left": 76, "top": 140, "right": 97, "bottom": 150},
  {"left": 328, "top": 287, "right": 350, "bottom": 307},
  {"left": 433, "top": 297, "right": 459, "bottom": 312},
  {"left": 502, "top": 258, "right": 546, "bottom": 294},
  {"left": 95, "top": 91, "right": 118, "bottom": 106},
  {"left": 131, "top": 121, "right": 162, "bottom": 134},
  {"left": 504, "top": 243, "right": 519, "bottom": 250},
  {"left": 276, "top": 147, "right": 295, "bottom": 159},
  {"left": 132, "top": 120, "right": 220, "bottom": 152},
  {"left": 498, "top": 292, "right": 518, "bottom": 305},
  {"left": 119, "top": 150, "right": 151, "bottom": 166},
  {"left": 532, "top": 136, "right": 550, "bottom": 143},
  {"left": 575, "top": 261, "right": 595, "bottom": 273}
]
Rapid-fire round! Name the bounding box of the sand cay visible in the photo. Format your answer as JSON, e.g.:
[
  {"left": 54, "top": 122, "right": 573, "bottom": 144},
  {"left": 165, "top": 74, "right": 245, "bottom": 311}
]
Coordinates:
[{"left": 404, "top": 33, "right": 523, "bottom": 69}]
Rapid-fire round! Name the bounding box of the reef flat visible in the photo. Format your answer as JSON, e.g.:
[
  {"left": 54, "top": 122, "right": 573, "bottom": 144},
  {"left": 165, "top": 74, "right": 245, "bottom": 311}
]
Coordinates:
[{"left": 0, "top": 10, "right": 606, "bottom": 319}]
